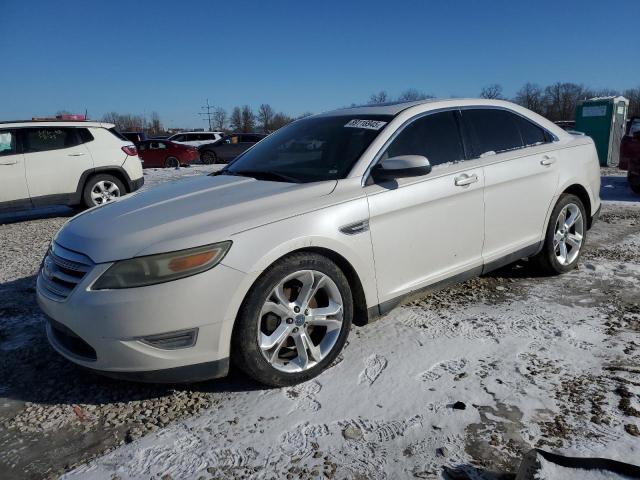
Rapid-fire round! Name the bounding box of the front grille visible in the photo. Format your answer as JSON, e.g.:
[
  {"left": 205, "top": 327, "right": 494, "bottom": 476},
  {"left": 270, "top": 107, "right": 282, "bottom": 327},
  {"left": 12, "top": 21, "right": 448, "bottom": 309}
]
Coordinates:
[
  {"left": 49, "top": 319, "right": 97, "bottom": 360},
  {"left": 38, "top": 243, "right": 93, "bottom": 301}
]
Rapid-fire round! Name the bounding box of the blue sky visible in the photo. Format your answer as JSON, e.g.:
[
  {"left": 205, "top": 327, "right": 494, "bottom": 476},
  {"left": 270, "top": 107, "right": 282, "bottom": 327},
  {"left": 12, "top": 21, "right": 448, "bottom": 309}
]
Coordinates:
[{"left": 1, "top": 0, "right": 638, "bottom": 128}]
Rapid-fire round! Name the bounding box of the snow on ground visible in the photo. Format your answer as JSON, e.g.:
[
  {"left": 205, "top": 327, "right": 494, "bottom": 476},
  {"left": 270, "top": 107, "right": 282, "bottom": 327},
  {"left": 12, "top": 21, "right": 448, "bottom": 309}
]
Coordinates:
[
  {"left": 65, "top": 173, "right": 640, "bottom": 479},
  {"left": 1, "top": 167, "right": 639, "bottom": 480}
]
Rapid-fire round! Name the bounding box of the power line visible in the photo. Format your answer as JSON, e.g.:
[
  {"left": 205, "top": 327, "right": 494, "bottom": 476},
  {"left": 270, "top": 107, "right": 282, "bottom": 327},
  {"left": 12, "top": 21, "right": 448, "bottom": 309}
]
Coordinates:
[{"left": 199, "top": 99, "right": 214, "bottom": 131}]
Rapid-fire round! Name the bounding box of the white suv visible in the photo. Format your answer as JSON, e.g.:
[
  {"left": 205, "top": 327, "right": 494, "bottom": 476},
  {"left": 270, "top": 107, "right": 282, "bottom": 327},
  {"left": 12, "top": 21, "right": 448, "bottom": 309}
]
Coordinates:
[
  {"left": 37, "top": 99, "right": 601, "bottom": 386},
  {"left": 0, "top": 121, "right": 144, "bottom": 210},
  {"left": 167, "top": 131, "right": 224, "bottom": 147}
]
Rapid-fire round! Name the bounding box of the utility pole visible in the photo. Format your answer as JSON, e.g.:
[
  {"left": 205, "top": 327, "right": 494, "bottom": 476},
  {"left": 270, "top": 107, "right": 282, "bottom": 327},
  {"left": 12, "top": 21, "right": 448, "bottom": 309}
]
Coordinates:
[{"left": 199, "top": 99, "right": 214, "bottom": 131}]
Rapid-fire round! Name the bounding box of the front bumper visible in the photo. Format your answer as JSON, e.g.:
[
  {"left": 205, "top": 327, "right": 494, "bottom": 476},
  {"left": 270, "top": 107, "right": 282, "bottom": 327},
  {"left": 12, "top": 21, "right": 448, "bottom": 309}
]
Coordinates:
[{"left": 37, "top": 259, "right": 248, "bottom": 382}]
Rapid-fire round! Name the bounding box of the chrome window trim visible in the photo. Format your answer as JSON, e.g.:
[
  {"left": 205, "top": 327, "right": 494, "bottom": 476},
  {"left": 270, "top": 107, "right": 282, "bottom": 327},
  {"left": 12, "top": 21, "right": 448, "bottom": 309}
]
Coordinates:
[{"left": 361, "top": 105, "right": 559, "bottom": 186}]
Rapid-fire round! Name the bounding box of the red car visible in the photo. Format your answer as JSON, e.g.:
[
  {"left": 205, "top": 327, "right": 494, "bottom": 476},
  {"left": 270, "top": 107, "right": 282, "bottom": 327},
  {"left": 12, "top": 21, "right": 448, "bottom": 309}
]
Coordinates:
[
  {"left": 620, "top": 117, "right": 640, "bottom": 194},
  {"left": 137, "top": 140, "right": 199, "bottom": 168}
]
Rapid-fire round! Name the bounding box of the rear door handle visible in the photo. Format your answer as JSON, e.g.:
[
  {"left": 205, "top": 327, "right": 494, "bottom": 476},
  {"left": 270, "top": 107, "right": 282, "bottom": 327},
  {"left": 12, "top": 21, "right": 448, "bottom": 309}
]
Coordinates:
[
  {"left": 454, "top": 173, "right": 479, "bottom": 186},
  {"left": 68, "top": 152, "right": 86, "bottom": 157},
  {"left": 541, "top": 155, "right": 556, "bottom": 166}
]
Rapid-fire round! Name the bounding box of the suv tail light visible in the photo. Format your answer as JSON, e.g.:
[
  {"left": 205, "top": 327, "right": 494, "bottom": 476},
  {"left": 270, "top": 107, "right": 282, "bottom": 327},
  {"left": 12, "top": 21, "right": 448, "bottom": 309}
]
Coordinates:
[{"left": 122, "top": 145, "right": 137, "bottom": 156}]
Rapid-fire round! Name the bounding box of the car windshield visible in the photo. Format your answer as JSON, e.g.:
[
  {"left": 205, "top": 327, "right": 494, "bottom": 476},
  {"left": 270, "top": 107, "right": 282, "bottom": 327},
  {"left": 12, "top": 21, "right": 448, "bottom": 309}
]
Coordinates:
[{"left": 220, "top": 114, "right": 393, "bottom": 183}]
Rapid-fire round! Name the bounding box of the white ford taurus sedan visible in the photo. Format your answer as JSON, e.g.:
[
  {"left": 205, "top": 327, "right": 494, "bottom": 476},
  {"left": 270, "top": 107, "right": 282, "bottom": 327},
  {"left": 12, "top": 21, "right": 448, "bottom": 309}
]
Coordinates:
[{"left": 37, "top": 99, "right": 601, "bottom": 386}]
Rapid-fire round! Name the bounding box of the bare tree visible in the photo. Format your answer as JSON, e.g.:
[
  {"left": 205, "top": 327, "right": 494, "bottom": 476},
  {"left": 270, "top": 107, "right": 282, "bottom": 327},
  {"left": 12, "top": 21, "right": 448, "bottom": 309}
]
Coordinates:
[
  {"left": 101, "top": 112, "right": 145, "bottom": 131},
  {"left": 543, "top": 82, "right": 588, "bottom": 121},
  {"left": 624, "top": 86, "right": 640, "bottom": 117},
  {"left": 514, "top": 83, "right": 544, "bottom": 114},
  {"left": 230, "top": 107, "right": 243, "bottom": 131},
  {"left": 270, "top": 112, "right": 293, "bottom": 130},
  {"left": 212, "top": 107, "right": 227, "bottom": 131},
  {"left": 241, "top": 105, "right": 255, "bottom": 133},
  {"left": 368, "top": 91, "right": 388, "bottom": 104},
  {"left": 148, "top": 111, "right": 162, "bottom": 136},
  {"left": 257, "top": 104, "right": 274, "bottom": 132},
  {"left": 480, "top": 84, "right": 504, "bottom": 99},
  {"left": 397, "top": 89, "right": 433, "bottom": 102}
]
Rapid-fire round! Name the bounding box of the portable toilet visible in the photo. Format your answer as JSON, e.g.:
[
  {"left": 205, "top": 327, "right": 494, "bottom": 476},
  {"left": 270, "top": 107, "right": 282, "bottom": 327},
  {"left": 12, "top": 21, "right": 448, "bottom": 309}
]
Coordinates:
[{"left": 575, "top": 96, "right": 629, "bottom": 166}]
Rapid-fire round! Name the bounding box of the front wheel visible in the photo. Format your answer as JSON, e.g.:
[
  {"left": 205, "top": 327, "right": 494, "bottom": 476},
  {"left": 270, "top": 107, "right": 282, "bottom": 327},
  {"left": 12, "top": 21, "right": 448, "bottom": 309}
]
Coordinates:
[
  {"left": 532, "top": 193, "right": 586, "bottom": 274},
  {"left": 232, "top": 253, "right": 353, "bottom": 386}
]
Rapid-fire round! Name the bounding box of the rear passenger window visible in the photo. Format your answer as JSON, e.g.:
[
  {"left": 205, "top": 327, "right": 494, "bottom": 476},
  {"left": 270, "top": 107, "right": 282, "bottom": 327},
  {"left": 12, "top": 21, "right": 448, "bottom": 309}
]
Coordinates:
[
  {"left": 77, "top": 128, "right": 94, "bottom": 144},
  {"left": 461, "top": 109, "right": 523, "bottom": 157},
  {"left": 0, "top": 130, "right": 18, "bottom": 156},
  {"left": 384, "top": 111, "right": 465, "bottom": 167},
  {"left": 24, "top": 128, "right": 80, "bottom": 153}
]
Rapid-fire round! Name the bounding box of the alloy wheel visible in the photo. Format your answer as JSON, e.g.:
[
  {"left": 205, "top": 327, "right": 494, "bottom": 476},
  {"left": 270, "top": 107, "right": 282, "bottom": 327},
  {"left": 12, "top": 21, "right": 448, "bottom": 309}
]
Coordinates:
[
  {"left": 257, "top": 270, "right": 344, "bottom": 373},
  {"left": 90, "top": 181, "right": 121, "bottom": 206},
  {"left": 553, "top": 203, "right": 584, "bottom": 265}
]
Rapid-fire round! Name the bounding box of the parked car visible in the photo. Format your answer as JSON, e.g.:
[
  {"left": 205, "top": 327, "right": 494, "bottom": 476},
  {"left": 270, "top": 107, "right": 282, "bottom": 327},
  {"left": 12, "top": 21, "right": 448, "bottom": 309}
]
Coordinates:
[
  {"left": 138, "top": 140, "right": 199, "bottom": 168},
  {"left": 121, "top": 131, "right": 147, "bottom": 145},
  {"left": 619, "top": 117, "right": 640, "bottom": 194},
  {"left": 167, "top": 131, "right": 223, "bottom": 147},
  {"left": 37, "top": 99, "right": 601, "bottom": 386},
  {"left": 199, "top": 133, "right": 267, "bottom": 164},
  {"left": 0, "top": 120, "right": 143, "bottom": 210}
]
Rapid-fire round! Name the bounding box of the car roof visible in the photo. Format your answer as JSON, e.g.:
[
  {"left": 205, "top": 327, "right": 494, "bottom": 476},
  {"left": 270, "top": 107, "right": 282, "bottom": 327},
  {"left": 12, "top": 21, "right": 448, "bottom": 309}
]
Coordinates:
[
  {"left": 170, "top": 131, "right": 221, "bottom": 135},
  {"left": 317, "top": 98, "right": 531, "bottom": 117},
  {"left": 0, "top": 120, "right": 115, "bottom": 129}
]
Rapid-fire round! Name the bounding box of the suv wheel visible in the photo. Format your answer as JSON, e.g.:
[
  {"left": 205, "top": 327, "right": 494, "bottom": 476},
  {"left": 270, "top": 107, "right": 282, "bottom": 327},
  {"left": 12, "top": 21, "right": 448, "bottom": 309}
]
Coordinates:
[
  {"left": 83, "top": 174, "right": 125, "bottom": 208},
  {"left": 532, "top": 193, "right": 586, "bottom": 274},
  {"left": 232, "top": 252, "right": 353, "bottom": 387},
  {"left": 201, "top": 151, "right": 217, "bottom": 164}
]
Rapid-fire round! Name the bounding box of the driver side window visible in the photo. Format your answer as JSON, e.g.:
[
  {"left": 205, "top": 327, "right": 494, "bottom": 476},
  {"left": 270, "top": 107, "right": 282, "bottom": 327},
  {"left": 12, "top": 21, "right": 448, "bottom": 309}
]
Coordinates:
[{"left": 383, "top": 111, "right": 465, "bottom": 167}]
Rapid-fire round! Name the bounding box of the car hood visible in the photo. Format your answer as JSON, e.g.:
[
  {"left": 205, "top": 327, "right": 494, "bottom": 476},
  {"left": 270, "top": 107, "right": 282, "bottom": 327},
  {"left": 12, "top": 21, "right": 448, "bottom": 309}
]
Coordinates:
[{"left": 55, "top": 174, "right": 337, "bottom": 263}]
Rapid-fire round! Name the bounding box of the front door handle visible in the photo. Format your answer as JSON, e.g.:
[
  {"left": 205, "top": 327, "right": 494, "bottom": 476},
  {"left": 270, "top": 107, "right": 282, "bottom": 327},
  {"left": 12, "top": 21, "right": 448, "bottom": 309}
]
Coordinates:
[
  {"left": 541, "top": 155, "right": 556, "bottom": 166},
  {"left": 454, "top": 173, "right": 479, "bottom": 186},
  {"left": 68, "top": 152, "right": 86, "bottom": 157}
]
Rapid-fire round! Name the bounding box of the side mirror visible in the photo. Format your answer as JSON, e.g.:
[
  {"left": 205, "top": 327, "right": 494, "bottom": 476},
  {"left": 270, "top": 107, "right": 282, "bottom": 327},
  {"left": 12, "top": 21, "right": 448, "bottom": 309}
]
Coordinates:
[{"left": 372, "top": 155, "right": 432, "bottom": 180}]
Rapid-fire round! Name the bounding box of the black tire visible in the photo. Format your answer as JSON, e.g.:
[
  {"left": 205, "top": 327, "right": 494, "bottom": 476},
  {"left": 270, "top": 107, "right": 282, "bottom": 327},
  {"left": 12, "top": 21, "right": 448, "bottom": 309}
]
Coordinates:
[
  {"left": 164, "top": 156, "right": 180, "bottom": 168},
  {"left": 629, "top": 176, "right": 640, "bottom": 195},
  {"left": 531, "top": 193, "right": 587, "bottom": 275},
  {"left": 82, "top": 174, "right": 126, "bottom": 208},
  {"left": 201, "top": 150, "right": 217, "bottom": 165},
  {"left": 232, "top": 252, "right": 353, "bottom": 387}
]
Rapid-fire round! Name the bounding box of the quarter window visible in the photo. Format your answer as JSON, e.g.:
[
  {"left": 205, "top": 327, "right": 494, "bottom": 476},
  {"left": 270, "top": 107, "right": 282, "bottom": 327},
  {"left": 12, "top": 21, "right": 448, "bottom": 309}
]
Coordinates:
[
  {"left": 461, "top": 109, "right": 523, "bottom": 157},
  {"left": 383, "top": 111, "right": 465, "bottom": 166},
  {"left": 77, "top": 128, "right": 94, "bottom": 144},
  {"left": 23, "top": 127, "right": 80, "bottom": 153},
  {"left": 515, "top": 115, "right": 549, "bottom": 146},
  {"left": 0, "top": 130, "right": 18, "bottom": 156}
]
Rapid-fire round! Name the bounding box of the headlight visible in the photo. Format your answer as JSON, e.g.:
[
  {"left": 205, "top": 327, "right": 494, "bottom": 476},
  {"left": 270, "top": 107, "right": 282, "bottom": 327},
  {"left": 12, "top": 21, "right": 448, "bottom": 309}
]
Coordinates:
[{"left": 92, "top": 241, "right": 231, "bottom": 290}]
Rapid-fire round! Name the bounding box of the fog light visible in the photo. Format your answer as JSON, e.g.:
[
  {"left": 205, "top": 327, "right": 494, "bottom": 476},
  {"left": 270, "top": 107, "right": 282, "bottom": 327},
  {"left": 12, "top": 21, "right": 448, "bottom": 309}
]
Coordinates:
[{"left": 139, "top": 328, "right": 198, "bottom": 350}]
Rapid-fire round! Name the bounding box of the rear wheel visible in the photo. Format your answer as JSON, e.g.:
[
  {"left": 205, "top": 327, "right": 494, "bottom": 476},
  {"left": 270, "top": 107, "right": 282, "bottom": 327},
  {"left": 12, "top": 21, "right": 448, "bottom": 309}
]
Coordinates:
[
  {"left": 164, "top": 156, "right": 180, "bottom": 168},
  {"left": 201, "top": 150, "right": 217, "bottom": 165},
  {"left": 232, "top": 252, "right": 353, "bottom": 387},
  {"left": 629, "top": 174, "right": 640, "bottom": 195},
  {"left": 82, "top": 174, "right": 125, "bottom": 208},
  {"left": 532, "top": 193, "right": 586, "bottom": 274}
]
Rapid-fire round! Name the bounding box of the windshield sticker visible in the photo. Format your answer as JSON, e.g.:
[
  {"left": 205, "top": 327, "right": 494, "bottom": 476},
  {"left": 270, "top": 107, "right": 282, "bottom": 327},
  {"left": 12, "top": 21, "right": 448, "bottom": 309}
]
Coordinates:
[{"left": 344, "top": 119, "right": 387, "bottom": 130}]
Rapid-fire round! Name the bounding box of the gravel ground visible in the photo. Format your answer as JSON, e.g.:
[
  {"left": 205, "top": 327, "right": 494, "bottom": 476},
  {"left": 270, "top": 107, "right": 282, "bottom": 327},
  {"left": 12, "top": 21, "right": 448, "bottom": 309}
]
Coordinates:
[{"left": 0, "top": 167, "right": 639, "bottom": 479}]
